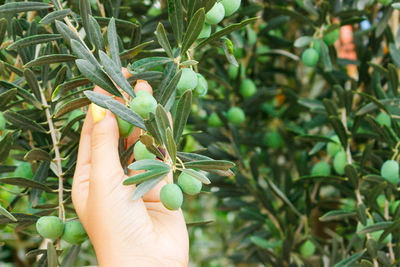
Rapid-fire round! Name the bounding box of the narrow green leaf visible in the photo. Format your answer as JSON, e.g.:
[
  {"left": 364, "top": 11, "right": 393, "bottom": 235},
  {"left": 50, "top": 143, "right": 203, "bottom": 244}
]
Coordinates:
[
  {"left": 168, "top": 0, "right": 184, "bottom": 44},
  {"left": 183, "top": 160, "right": 235, "bottom": 170},
  {"left": 24, "top": 54, "right": 77, "bottom": 68},
  {"left": 156, "top": 23, "right": 173, "bottom": 58},
  {"left": 24, "top": 149, "right": 51, "bottom": 162},
  {"left": 76, "top": 59, "right": 122, "bottom": 97},
  {"left": 139, "top": 135, "right": 165, "bottom": 160},
  {"left": 320, "top": 39, "right": 332, "bottom": 72},
  {"left": 123, "top": 169, "right": 170, "bottom": 185},
  {"left": 180, "top": 60, "right": 199, "bottom": 67},
  {"left": 54, "top": 97, "right": 91, "bottom": 118},
  {"left": 47, "top": 242, "right": 57, "bottom": 267},
  {"left": 197, "top": 17, "right": 258, "bottom": 49},
  {"left": 4, "top": 111, "right": 46, "bottom": 133},
  {"left": 0, "top": 213, "right": 38, "bottom": 224},
  {"left": 99, "top": 50, "right": 135, "bottom": 97},
  {"left": 55, "top": 20, "right": 80, "bottom": 45},
  {"left": 181, "top": 168, "right": 211, "bottom": 184},
  {"left": 294, "top": 36, "right": 313, "bottom": 48},
  {"left": 0, "top": 18, "right": 8, "bottom": 45},
  {"left": 143, "top": 114, "right": 163, "bottom": 145},
  {"left": 0, "top": 88, "right": 18, "bottom": 110},
  {"left": 160, "top": 70, "right": 182, "bottom": 109},
  {"left": 155, "top": 105, "right": 171, "bottom": 145},
  {"left": 319, "top": 210, "right": 356, "bottom": 222},
  {"left": 333, "top": 250, "right": 365, "bottom": 267},
  {"left": 0, "top": 204, "right": 17, "bottom": 222},
  {"left": 107, "top": 18, "right": 122, "bottom": 69},
  {"left": 166, "top": 128, "right": 176, "bottom": 165},
  {"left": 83, "top": 90, "right": 110, "bottom": 109},
  {"left": 128, "top": 159, "right": 170, "bottom": 171},
  {"left": 181, "top": 8, "right": 205, "bottom": 55},
  {"left": 23, "top": 69, "right": 41, "bottom": 101},
  {"left": 1, "top": 61, "right": 23, "bottom": 76},
  {"left": 30, "top": 162, "right": 50, "bottom": 207},
  {"left": 0, "top": 2, "right": 51, "bottom": 14},
  {"left": 79, "top": 0, "right": 92, "bottom": 43},
  {"left": 61, "top": 245, "right": 80, "bottom": 267},
  {"left": 8, "top": 34, "right": 62, "bottom": 50},
  {"left": 358, "top": 222, "right": 392, "bottom": 234},
  {"left": 71, "top": 39, "right": 100, "bottom": 68},
  {"left": 104, "top": 99, "right": 146, "bottom": 130},
  {"left": 389, "top": 43, "right": 400, "bottom": 68},
  {"left": 0, "top": 177, "right": 52, "bottom": 192},
  {"left": 40, "top": 9, "right": 72, "bottom": 25},
  {"left": 173, "top": 89, "right": 191, "bottom": 143},
  {"left": 54, "top": 65, "right": 68, "bottom": 89},
  {"left": 130, "top": 57, "right": 173, "bottom": 73},
  {"left": 52, "top": 78, "right": 91, "bottom": 101},
  {"left": 376, "top": 7, "right": 393, "bottom": 37},
  {"left": 268, "top": 180, "right": 301, "bottom": 216},
  {"left": 119, "top": 40, "right": 154, "bottom": 61},
  {"left": 131, "top": 176, "right": 166, "bottom": 200},
  {"left": 88, "top": 15, "right": 105, "bottom": 51}
]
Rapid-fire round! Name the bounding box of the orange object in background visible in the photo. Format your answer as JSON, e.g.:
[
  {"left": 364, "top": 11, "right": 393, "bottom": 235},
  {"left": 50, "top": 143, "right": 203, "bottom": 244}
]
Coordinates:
[{"left": 338, "top": 25, "right": 358, "bottom": 79}]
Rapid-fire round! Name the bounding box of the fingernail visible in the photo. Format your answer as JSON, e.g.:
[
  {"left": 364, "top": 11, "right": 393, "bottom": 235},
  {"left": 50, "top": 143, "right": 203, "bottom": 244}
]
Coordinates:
[{"left": 91, "top": 103, "right": 106, "bottom": 123}]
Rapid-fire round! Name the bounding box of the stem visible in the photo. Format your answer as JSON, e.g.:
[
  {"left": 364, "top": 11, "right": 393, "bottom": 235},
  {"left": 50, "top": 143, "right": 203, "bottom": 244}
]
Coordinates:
[{"left": 39, "top": 85, "right": 64, "bottom": 248}]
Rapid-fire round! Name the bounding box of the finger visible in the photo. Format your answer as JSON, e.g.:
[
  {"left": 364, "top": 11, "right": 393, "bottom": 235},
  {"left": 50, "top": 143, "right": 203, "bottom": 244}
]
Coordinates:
[
  {"left": 72, "top": 106, "right": 94, "bottom": 222},
  {"left": 142, "top": 172, "right": 172, "bottom": 202},
  {"left": 134, "top": 80, "right": 153, "bottom": 95}
]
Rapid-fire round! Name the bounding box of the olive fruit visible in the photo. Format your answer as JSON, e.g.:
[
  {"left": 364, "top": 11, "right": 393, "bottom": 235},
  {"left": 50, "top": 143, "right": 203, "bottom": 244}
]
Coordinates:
[
  {"left": 227, "top": 107, "right": 245, "bottom": 126},
  {"left": 311, "top": 161, "right": 331, "bottom": 176},
  {"left": 327, "top": 135, "right": 342, "bottom": 157},
  {"left": 205, "top": 2, "right": 225, "bottom": 25},
  {"left": 381, "top": 160, "right": 400, "bottom": 185},
  {"left": 376, "top": 112, "right": 391, "bottom": 127},
  {"left": 208, "top": 112, "right": 223, "bottom": 127},
  {"left": 300, "top": 240, "right": 316, "bottom": 258},
  {"left": 178, "top": 172, "right": 202, "bottom": 195},
  {"left": 263, "top": 131, "right": 283, "bottom": 149},
  {"left": 199, "top": 23, "right": 211, "bottom": 39},
  {"left": 177, "top": 68, "right": 198, "bottom": 92},
  {"left": 323, "top": 27, "right": 340, "bottom": 46},
  {"left": 130, "top": 90, "right": 157, "bottom": 119},
  {"left": 221, "top": 0, "right": 241, "bottom": 17},
  {"left": 194, "top": 73, "right": 208, "bottom": 97},
  {"left": 134, "top": 140, "right": 156, "bottom": 161},
  {"left": 240, "top": 78, "right": 257, "bottom": 99},
  {"left": 62, "top": 220, "right": 87, "bottom": 244},
  {"left": 36, "top": 216, "right": 64, "bottom": 240},
  {"left": 117, "top": 117, "right": 133, "bottom": 138},
  {"left": 228, "top": 64, "right": 239, "bottom": 80},
  {"left": 333, "top": 151, "right": 347, "bottom": 175},
  {"left": 301, "top": 48, "right": 319, "bottom": 67},
  {"left": 160, "top": 184, "right": 183, "bottom": 210}
]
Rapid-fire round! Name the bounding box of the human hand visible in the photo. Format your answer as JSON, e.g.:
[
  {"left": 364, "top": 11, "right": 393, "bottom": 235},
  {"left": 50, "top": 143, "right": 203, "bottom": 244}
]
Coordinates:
[{"left": 72, "top": 72, "right": 189, "bottom": 267}]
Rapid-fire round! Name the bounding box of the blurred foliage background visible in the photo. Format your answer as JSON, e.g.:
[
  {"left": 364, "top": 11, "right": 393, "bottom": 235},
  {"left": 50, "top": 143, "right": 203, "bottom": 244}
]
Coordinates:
[{"left": 2, "top": 0, "right": 400, "bottom": 266}]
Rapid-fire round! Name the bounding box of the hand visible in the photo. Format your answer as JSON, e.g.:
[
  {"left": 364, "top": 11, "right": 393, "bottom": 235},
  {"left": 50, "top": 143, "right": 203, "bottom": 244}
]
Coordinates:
[{"left": 72, "top": 73, "right": 189, "bottom": 267}]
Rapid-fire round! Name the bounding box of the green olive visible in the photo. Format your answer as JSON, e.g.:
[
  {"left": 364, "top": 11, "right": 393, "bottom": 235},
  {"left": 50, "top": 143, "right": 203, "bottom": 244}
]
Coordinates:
[
  {"left": 62, "top": 220, "right": 87, "bottom": 244},
  {"left": 134, "top": 140, "right": 156, "bottom": 161},
  {"left": 239, "top": 78, "right": 257, "bottom": 99},
  {"left": 160, "top": 183, "right": 183, "bottom": 210},
  {"left": 227, "top": 107, "right": 245, "bottom": 126},
  {"left": 178, "top": 172, "right": 202, "bottom": 195},
  {"left": 205, "top": 2, "right": 225, "bottom": 25},
  {"left": 36, "top": 216, "right": 64, "bottom": 240}
]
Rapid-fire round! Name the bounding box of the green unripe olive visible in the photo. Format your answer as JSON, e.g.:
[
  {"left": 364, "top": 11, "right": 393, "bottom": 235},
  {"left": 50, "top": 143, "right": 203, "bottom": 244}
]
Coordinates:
[
  {"left": 177, "top": 68, "right": 198, "bottom": 92},
  {"left": 299, "top": 240, "right": 316, "bottom": 258},
  {"left": 134, "top": 140, "right": 156, "bottom": 161},
  {"left": 130, "top": 91, "right": 157, "bottom": 119},
  {"left": 199, "top": 23, "right": 211, "bottom": 39},
  {"left": 221, "top": 0, "right": 241, "bottom": 17},
  {"left": 208, "top": 112, "right": 223, "bottom": 127},
  {"left": 160, "top": 183, "right": 183, "bottom": 210},
  {"left": 36, "top": 216, "right": 64, "bottom": 240},
  {"left": 240, "top": 78, "right": 257, "bottom": 98},
  {"left": 311, "top": 161, "right": 331, "bottom": 176},
  {"left": 333, "top": 151, "right": 347, "bottom": 175},
  {"left": 0, "top": 111, "right": 6, "bottom": 132},
  {"left": 390, "top": 200, "right": 400, "bottom": 215},
  {"left": 62, "top": 220, "right": 87, "bottom": 244},
  {"left": 377, "top": 194, "right": 386, "bottom": 209},
  {"left": 301, "top": 48, "right": 319, "bottom": 67},
  {"left": 227, "top": 107, "right": 245, "bottom": 126},
  {"left": 376, "top": 112, "right": 391, "bottom": 127},
  {"left": 327, "top": 135, "right": 342, "bottom": 157},
  {"left": 323, "top": 27, "right": 340, "bottom": 46},
  {"left": 262, "top": 131, "right": 283, "bottom": 149},
  {"left": 381, "top": 160, "right": 400, "bottom": 185},
  {"left": 14, "top": 162, "right": 34, "bottom": 179},
  {"left": 117, "top": 117, "right": 133, "bottom": 138},
  {"left": 205, "top": 2, "right": 225, "bottom": 25},
  {"left": 194, "top": 73, "right": 208, "bottom": 97},
  {"left": 178, "top": 172, "right": 202, "bottom": 195},
  {"left": 228, "top": 64, "right": 239, "bottom": 80}
]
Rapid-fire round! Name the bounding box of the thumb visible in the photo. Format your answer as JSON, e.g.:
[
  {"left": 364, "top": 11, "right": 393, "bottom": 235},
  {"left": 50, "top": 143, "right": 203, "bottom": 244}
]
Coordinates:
[{"left": 89, "top": 104, "right": 125, "bottom": 193}]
